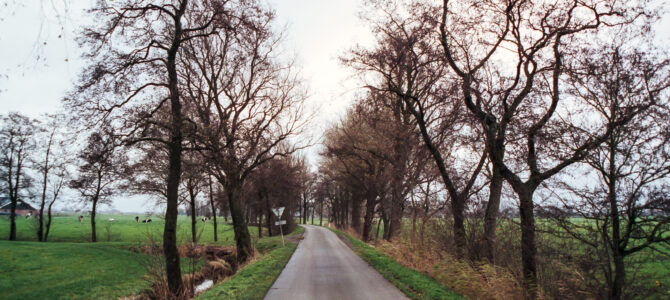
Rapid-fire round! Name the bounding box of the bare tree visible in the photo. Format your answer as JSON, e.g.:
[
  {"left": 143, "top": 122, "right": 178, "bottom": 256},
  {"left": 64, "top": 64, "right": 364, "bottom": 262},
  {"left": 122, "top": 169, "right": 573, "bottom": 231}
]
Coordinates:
[
  {"left": 546, "top": 46, "right": 670, "bottom": 299},
  {"left": 33, "top": 114, "right": 71, "bottom": 242},
  {"left": 436, "top": 0, "right": 653, "bottom": 296},
  {"left": 0, "top": 112, "right": 36, "bottom": 241},
  {"left": 295, "top": 156, "right": 313, "bottom": 225},
  {"left": 70, "top": 127, "right": 129, "bottom": 243},
  {"left": 43, "top": 165, "right": 68, "bottom": 242},
  {"left": 344, "top": 2, "right": 487, "bottom": 253},
  {"left": 65, "top": 0, "right": 225, "bottom": 294},
  {"left": 247, "top": 155, "right": 303, "bottom": 237},
  {"left": 178, "top": 4, "right": 309, "bottom": 262},
  {"left": 182, "top": 150, "right": 206, "bottom": 244},
  {"left": 206, "top": 175, "right": 220, "bottom": 241}
]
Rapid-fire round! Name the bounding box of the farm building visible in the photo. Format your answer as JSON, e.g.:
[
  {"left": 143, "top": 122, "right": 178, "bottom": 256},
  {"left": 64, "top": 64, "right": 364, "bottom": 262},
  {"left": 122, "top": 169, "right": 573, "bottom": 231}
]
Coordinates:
[{"left": 0, "top": 197, "right": 38, "bottom": 216}]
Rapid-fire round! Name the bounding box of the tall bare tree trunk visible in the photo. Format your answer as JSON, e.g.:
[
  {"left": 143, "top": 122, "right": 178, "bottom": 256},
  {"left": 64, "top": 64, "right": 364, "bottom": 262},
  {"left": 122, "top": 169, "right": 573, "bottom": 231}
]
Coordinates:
[
  {"left": 411, "top": 208, "right": 417, "bottom": 245},
  {"left": 45, "top": 198, "right": 56, "bottom": 242},
  {"left": 362, "top": 194, "right": 377, "bottom": 241},
  {"left": 9, "top": 157, "right": 22, "bottom": 241},
  {"left": 37, "top": 131, "right": 53, "bottom": 242},
  {"left": 9, "top": 200, "right": 17, "bottom": 241},
  {"left": 264, "top": 193, "right": 273, "bottom": 237},
  {"left": 208, "top": 177, "right": 218, "bottom": 242},
  {"left": 162, "top": 2, "right": 188, "bottom": 294},
  {"left": 607, "top": 138, "right": 624, "bottom": 300},
  {"left": 517, "top": 187, "right": 538, "bottom": 300},
  {"left": 302, "top": 193, "right": 308, "bottom": 225},
  {"left": 319, "top": 198, "right": 323, "bottom": 226},
  {"left": 227, "top": 179, "right": 253, "bottom": 262},
  {"left": 91, "top": 197, "right": 98, "bottom": 242},
  {"left": 483, "top": 163, "right": 503, "bottom": 262},
  {"left": 451, "top": 196, "right": 467, "bottom": 256},
  {"left": 38, "top": 177, "right": 47, "bottom": 242},
  {"left": 351, "top": 196, "right": 362, "bottom": 235},
  {"left": 387, "top": 184, "right": 403, "bottom": 241},
  {"left": 189, "top": 186, "right": 197, "bottom": 244},
  {"left": 382, "top": 209, "right": 390, "bottom": 240}
]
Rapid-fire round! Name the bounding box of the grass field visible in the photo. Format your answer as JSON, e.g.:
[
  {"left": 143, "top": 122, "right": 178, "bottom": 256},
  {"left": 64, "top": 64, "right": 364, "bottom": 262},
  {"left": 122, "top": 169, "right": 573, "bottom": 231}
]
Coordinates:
[
  {"left": 0, "top": 241, "right": 157, "bottom": 299},
  {"left": 0, "top": 214, "right": 287, "bottom": 299},
  {"left": 0, "top": 214, "right": 246, "bottom": 244}
]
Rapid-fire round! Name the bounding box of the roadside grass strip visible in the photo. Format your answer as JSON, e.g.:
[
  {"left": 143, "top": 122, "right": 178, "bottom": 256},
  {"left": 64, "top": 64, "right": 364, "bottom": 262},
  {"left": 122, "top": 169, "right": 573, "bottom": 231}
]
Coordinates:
[
  {"left": 196, "top": 227, "right": 303, "bottom": 300},
  {"left": 195, "top": 242, "right": 298, "bottom": 300},
  {"left": 329, "top": 228, "right": 463, "bottom": 300}
]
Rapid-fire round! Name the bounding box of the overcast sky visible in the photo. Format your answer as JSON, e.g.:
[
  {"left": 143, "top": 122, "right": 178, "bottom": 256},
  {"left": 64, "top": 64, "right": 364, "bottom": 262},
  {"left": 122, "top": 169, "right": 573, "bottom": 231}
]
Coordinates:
[
  {"left": 0, "top": 0, "right": 373, "bottom": 213},
  {"left": 1, "top": 1, "right": 669, "bottom": 213}
]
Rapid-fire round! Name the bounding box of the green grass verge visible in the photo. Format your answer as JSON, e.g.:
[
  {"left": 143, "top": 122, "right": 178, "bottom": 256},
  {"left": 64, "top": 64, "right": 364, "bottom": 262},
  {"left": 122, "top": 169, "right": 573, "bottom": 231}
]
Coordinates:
[
  {"left": 328, "top": 228, "right": 462, "bottom": 300},
  {"left": 0, "top": 241, "right": 153, "bottom": 299},
  {"left": 196, "top": 227, "right": 303, "bottom": 300},
  {"left": 0, "top": 240, "right": 205, "bottom": 300}
]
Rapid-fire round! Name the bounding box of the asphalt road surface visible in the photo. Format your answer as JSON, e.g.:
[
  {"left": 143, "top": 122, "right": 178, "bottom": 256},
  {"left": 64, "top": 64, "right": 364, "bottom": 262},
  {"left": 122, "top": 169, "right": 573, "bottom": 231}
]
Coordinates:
[{"left": 264, "top": 225, "right": 409, "bottom": 300}]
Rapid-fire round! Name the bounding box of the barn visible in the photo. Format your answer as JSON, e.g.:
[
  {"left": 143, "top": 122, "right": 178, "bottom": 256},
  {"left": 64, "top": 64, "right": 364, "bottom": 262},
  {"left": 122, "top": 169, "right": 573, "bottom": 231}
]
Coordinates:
[{"left": 0, "top": 197, "right": 38, "bottom": 216}]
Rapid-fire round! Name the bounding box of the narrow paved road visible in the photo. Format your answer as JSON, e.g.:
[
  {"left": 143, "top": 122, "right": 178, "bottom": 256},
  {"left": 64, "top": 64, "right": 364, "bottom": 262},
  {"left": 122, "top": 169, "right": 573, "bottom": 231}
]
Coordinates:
[{"left": 264, "top": 225, "right": 408, "bottom": 300}]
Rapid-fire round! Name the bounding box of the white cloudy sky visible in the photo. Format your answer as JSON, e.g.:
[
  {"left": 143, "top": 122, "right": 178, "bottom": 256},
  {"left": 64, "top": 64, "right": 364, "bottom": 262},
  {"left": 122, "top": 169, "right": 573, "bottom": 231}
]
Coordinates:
[
  {"left": 1, "top": 1, "right": 669, "bottom": 213},
  {"left": 0, "top": 0, "right": 373, "bottom": 213},
  {"left": 0, "top": 0, "right": 372, "bottom": 120}
]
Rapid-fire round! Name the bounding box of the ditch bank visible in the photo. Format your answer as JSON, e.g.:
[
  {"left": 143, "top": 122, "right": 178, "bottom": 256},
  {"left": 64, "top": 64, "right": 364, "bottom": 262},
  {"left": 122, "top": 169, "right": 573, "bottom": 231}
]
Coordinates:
[{"left": 123, "top": 244, "right": 238, "bottom": 299}]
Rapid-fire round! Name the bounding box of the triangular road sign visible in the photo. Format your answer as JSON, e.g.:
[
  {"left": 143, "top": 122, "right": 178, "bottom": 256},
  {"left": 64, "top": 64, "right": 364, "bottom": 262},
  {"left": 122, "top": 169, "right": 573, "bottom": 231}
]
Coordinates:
[{"left": 272, "top": 207, "right": 285, "bottom": 218}]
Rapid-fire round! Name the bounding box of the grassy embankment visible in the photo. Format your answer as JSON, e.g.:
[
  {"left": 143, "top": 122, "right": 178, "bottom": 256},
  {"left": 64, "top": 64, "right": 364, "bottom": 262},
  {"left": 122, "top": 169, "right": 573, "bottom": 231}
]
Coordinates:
[
  {"left": 328, "top": 227, "right": 462, "bottom": 300},
  {"left": 196, "top": 227, "right": 304, "bottom": 300},
  {"left": 352, "top": 218, "right": 670, "bottom": 298},
  {"left": 0, "top": 240, "right": 191, "bottom": 299},
  {"left": 0, "top": 214, "right": 289, "bottom": 299}
]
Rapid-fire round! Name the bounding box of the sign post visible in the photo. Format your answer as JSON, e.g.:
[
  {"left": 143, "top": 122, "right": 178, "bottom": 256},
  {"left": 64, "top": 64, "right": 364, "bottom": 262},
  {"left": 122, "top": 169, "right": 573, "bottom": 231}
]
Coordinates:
[{"left": 272, "top": 207, "right": 286, "bottom": 247}]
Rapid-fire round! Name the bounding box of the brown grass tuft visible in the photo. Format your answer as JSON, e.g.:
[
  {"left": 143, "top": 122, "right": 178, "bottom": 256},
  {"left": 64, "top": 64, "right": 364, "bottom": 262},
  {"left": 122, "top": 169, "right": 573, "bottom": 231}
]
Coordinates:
[{"left": 373, "top": 239, "right": 524, "bottom": 300}]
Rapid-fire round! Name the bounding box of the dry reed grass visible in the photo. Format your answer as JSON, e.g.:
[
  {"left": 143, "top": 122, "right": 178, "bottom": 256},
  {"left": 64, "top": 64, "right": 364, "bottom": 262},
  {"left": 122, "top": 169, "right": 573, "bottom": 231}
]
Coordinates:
[{"left": 372, "top": 238, "right": 524, "bottom": 300}]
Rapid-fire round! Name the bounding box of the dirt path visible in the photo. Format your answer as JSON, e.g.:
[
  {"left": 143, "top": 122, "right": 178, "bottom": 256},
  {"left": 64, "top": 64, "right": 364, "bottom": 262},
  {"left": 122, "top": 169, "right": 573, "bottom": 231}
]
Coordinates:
[{"left": 264, "top": 225, "right": 408, "bottom": 300}]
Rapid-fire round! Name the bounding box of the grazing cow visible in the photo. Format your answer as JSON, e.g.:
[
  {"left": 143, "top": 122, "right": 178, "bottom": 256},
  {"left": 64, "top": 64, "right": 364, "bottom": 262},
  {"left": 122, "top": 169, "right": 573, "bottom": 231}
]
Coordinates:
[
  {"left": 201, "top": 217, "right": 208, "bottom": 223},
  {"left": 142, "top": 219, "right": 152, "bottom": 223},
  {"left": 25, "top": 213, "right": 31, "bottom": 219},
  {"left": 108, "top": 218, "right": 115, "bottom": 222},
  {"left": 135, "top": 216, "right": 139, "bottom": 222},
  {"left": 147, "top": 219, "right": 152, "bottom": 223},
  {"left": 78, "top": 215, "right": 83, "bottom": 223}
]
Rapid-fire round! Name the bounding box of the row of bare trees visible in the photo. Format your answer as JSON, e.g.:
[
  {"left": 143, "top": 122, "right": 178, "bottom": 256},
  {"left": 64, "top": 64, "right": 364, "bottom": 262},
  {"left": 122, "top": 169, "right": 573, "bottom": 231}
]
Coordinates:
[
  {"left": 0, "top": 113, "right": 102, "bottom": 242},
  {"left": 320, "top": 0, "right": 670, "bottom": 298},
  {"left": 0, "top": 113, "right": 140, "bottom": 243},
  {"left": 58, "top": 0, "right": 310, "bottom": 297}
]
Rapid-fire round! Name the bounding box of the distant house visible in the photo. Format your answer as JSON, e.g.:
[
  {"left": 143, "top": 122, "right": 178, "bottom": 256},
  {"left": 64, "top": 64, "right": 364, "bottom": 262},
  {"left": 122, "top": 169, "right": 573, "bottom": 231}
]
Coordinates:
[{"left": 0, "top": 197, "right": 38, "bottom": 216}]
